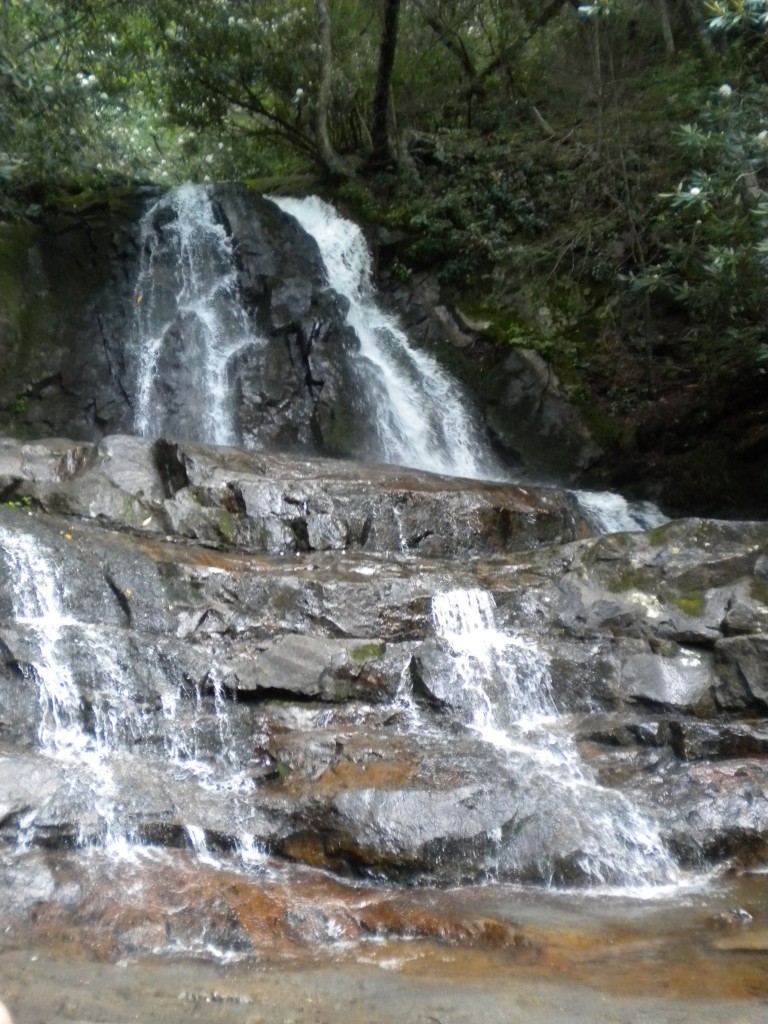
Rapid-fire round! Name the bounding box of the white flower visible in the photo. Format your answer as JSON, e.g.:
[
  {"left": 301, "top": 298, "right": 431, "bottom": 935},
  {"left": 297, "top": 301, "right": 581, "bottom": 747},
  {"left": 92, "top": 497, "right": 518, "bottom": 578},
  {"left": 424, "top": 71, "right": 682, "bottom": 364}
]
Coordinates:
[
  {"left": 718, "top": 83, "right": 733, "bottom": 99},
  {"left": 43, "top": 85, "right": 54, "bottom": 94},
  {"left": 204, "top": 154, "right": 214, "bottom": 164},
  {"left": 689, "top": 186, "right": 702, "bottom": 196}
]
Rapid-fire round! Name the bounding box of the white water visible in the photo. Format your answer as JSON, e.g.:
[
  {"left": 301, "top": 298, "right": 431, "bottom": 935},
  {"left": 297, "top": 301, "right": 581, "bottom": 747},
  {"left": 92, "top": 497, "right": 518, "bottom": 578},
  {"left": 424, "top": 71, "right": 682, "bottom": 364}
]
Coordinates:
[
  {"left": 431, "top": 587, "right": 679, "bottom": 889},
  {"left": 134, "top": 183, "right": 263, "bottom": 444},
  {"left": 571, "top": 490, "right": 669, "bottom": 534},
  {"left": 270, "top": 195, "right": 501, "bottom": 480},
  {"left": 0, "top": 526, "right": 258, "bottom": 855},
  {"left": 0, "top": 528, "right": 87, "bottom": 755}
]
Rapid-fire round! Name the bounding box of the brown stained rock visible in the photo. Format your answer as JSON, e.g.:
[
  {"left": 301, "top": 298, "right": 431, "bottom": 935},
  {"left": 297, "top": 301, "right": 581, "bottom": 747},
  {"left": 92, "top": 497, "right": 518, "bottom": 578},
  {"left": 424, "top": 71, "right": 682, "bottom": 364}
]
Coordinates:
[
  {"left": 711, "top": 929, "right": 768, "bottom": 952},
  {"left": 355, "top": 901, "right": 521, "bottom": 949}
]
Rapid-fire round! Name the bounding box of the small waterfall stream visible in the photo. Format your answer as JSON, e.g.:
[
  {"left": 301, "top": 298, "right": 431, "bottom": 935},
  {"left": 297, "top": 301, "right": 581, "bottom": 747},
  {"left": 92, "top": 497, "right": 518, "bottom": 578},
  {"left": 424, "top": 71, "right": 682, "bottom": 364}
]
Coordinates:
[
  {"left": 0, "top": 526, "right": 260, "bottom": 858},
  {"left": 431, "top": 588, "right": 679, "bottom": 888},
  {"left": 270, "top": 195, "right": 502, "bottom": 480},
  {"left": 134, "top": 183, "right": 264, "bottom": 444},
  {"left": 0, "top": 529, "right": 86, "bottom": 756}
]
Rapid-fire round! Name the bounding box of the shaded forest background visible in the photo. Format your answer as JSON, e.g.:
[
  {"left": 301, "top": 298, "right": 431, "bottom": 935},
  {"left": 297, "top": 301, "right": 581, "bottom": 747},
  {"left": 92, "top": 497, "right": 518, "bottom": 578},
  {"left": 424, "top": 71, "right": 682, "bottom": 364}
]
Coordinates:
[{"left": 2, "top": 0, "right": 768, "bottom": 515}]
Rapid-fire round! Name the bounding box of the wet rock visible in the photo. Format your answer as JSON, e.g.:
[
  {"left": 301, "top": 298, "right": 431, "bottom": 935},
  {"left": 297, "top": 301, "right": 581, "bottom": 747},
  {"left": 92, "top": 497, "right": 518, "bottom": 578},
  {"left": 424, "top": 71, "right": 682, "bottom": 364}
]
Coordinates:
[
  {"left": 617, "top": 643, "right": 714, "bottom": 711},
  {"left": 721, "top": 597, "right": 768, "bottom": 636},
  {"left": 489, "top": 348, "right": 604, "bottom": 481},
  {"left": 714, "top": 634, "right": 768, "bottom": 712},
  {"left": 2, "top": 447, "right": 768, "bottom": 900},
  {"left": 668, "top": 720, "right": 768, "bottom": 761},
  {"left": 0, "top": 750, "right": 65, "bottom": 829},
  {"left": 218, "top": 634, "right": 409, "bottom": 703},
  {"left": 646, "top": 760, "right": 768, "bottom": 869},
  {"left": 576, "top": 714, "right": 673, "bottom": 750},
  {"left": 0, "top": 435, "right": 587, "bottom": 557}
]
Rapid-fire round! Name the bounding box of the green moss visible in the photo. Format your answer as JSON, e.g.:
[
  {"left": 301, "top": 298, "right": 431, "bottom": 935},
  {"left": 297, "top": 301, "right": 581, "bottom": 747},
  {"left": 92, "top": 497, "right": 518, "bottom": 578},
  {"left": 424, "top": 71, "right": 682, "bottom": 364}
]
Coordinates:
[
  {"left": 750, "top": 578, "right": 768, "bottom": 606},
  {"left": 646, "top": 523, "right": 673, "bottom": 546},
  {"left": 317, "top": 402, "right": 361, "bottom": 457},
  {"left": 672, "top": 589, "right": 705, "bottom": 617},
  {"left": 217, "top": 510, "right": 234, "bottom": 543},
  {"left": 351, "top": 642, "right": 385, "bottom": 662},
  {"left": 604, "top": 564, "right": 655, "bottom": 593},
  {"left": 331, "top": 681, "right": 354, "bottom": 701}
]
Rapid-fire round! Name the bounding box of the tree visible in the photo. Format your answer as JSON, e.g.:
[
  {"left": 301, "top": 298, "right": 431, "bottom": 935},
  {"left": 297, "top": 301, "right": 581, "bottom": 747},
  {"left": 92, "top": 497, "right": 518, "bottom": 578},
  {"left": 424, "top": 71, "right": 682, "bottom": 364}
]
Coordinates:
[
  {"left": 367, "top": 0, "right": 402, "bottom": 169},
  {"left": 313, "top": 0, "right": 349, "bottom": 176}
]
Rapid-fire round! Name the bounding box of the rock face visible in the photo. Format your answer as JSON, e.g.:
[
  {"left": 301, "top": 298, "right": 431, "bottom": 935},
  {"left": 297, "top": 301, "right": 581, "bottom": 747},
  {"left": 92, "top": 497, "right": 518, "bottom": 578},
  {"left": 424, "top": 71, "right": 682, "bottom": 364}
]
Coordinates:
[
  {"left": 1, "top": 437, "right": 767, "bottom": 933},
  {"left": 0, "top": 435, "right": 585, "bottom": 558},
  {"left": 382, "top": 271, "right": 604, "bottom": 482}
]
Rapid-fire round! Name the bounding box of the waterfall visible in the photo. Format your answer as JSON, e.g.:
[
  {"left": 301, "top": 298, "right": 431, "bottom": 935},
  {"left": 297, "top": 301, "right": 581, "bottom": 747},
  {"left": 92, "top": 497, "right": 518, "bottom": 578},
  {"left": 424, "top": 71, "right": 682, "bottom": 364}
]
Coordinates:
[
  {"left": 133, "top": 183, "right": 263, "bottom": 445},
  {"left": 0, "top": 528, "right": 87, "bottom": 756},
  {"left": 130, "top": 185, "right": 666, "bottom": 534},
  {"left": 270, "top": 195, "right": 501, "bottom": 481},
  {"left": 0, "top": 525, "right": 257, "bottom": 854},
  {"left": 431, "top": 588, "right": 679, "bottom": 889}
]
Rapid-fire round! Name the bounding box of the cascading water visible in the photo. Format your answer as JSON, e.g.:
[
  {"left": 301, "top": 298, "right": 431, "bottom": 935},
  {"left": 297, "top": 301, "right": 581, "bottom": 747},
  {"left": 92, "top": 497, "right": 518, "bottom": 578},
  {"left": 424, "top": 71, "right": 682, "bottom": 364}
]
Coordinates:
[
  {"left": 133, "top": 183, "right": 263, "bottom": 445},
  {"left": 431, "top": 587, "right": 679, "bottom": 889},
  {"left": 270, "top": 195, "right": 673, "bottom": 532},
  {"left": 0, "top": 525, "right": 260, "bottom": 856},
  {"left": 270, "top": 195, "right": 501, "bottom": 481},
  {"left": 0, "top": 527, "right": 87, "bottom": 756}
]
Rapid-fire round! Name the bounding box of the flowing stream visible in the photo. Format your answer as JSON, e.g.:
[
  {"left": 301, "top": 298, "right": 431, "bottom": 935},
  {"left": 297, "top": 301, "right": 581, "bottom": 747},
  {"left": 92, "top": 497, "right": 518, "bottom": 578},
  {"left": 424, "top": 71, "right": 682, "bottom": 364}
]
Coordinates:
[{"left": 430, "top": 588, "right": 679, "bottom": 889}]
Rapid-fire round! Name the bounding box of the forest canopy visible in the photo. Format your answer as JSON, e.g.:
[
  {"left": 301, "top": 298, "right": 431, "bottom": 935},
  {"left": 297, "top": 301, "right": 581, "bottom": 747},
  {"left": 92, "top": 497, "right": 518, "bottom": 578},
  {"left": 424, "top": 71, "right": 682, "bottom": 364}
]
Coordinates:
[{"left": 1, "top": 0, "right": 751, "bottom": 185}]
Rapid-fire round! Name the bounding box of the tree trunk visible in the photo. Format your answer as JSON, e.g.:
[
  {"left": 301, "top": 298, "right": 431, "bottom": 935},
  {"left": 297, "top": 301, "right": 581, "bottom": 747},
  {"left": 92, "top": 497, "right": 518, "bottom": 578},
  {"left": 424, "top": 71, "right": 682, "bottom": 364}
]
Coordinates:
[
  {"left": 681, "top": 0, "right": 716, "bottom": 59},
  {"left": 312, "top": 0, "right": 347, "bottom": 177},
  {"left": 657, "top": 0, "right": 675, "bottom": 57},
  {"left": 368, "top": 0, "right": 401, "bottom": 171}
]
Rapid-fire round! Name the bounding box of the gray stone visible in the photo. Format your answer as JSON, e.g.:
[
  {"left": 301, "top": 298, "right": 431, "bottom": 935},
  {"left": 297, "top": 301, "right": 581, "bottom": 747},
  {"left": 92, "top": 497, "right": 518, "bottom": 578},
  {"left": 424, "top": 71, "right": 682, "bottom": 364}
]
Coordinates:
[
  {"left": 618, "top": 646, "right": 714, "bottom": 710},
  {"left": 714, "top": 634, "right": 768, "bottom": 712}
]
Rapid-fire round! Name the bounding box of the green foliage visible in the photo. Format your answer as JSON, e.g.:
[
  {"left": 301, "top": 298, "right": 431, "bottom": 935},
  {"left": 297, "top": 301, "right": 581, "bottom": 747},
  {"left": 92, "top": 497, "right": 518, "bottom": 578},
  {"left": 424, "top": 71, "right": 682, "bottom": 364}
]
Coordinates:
[
  {"left": 624, "top": 13, "right": 768, "bottom": 361},
  {"left": 705, "top": 1, "right": 768, "bottom": 31},
  {"left": 377, "top": 131, "right": 557, "bottom": 289},
  {"left": 2, "top": 495, "right": 31, "bottom": 510}
]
